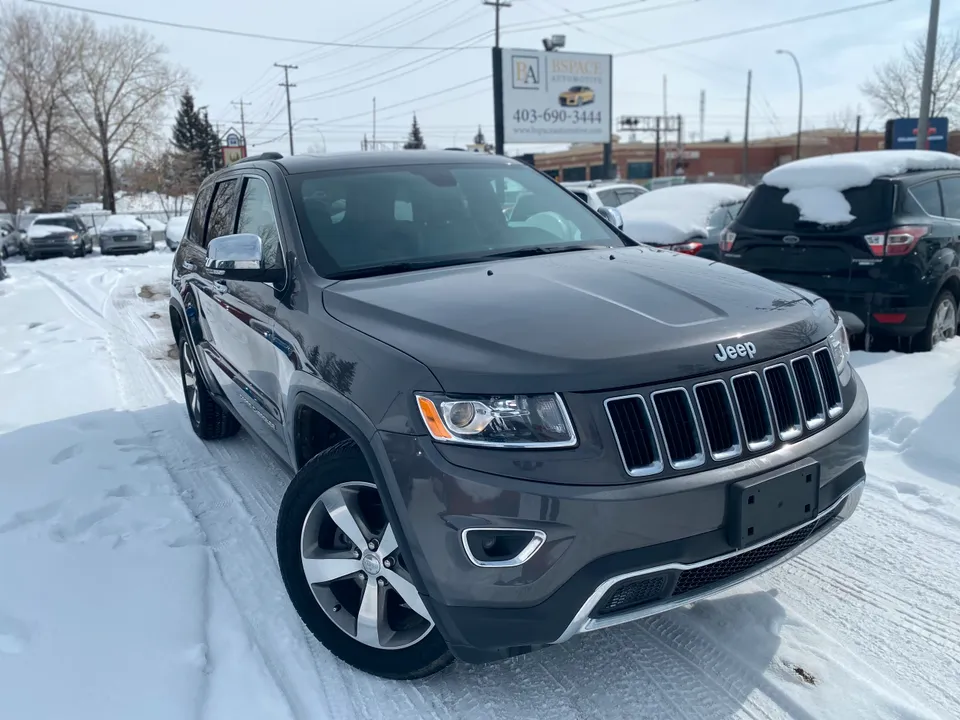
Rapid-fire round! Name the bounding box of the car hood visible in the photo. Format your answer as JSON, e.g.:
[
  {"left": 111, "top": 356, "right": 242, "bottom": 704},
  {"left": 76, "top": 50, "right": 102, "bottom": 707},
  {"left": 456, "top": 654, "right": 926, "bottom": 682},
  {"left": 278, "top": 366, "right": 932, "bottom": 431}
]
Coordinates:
[{"left": 323, "top": 246, "right": 837, "bottom": 394}]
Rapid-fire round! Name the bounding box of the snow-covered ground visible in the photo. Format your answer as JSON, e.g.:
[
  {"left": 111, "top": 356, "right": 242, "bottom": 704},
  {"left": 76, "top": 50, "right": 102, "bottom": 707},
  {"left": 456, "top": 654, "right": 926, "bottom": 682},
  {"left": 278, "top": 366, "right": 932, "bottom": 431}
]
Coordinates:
[{"left": 1, "top": 252, "right": 958, "bottom": 720}]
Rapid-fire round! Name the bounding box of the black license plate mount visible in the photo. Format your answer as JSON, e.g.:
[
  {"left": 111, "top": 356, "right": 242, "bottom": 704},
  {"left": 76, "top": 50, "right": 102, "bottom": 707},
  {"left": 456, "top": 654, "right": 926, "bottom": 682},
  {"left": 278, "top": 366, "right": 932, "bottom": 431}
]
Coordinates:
[{"left": 728, "top": 460, "right": 820, "bottom": 549}]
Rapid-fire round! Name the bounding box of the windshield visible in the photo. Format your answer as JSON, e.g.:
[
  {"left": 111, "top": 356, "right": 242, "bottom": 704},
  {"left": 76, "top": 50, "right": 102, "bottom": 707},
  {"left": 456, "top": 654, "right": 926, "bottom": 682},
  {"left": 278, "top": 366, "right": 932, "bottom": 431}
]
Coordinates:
[
  {"left": 287, "top": 162, "right": 625, "bottom": 277},
  {"left": 35, "top": 216, "right": 81, "bottom": 231}
]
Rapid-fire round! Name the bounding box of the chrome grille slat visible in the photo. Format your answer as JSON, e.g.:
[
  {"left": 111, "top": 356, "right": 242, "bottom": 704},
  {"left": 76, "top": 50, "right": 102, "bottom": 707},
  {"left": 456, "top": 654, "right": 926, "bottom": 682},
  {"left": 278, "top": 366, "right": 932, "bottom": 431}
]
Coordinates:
[
  {"left": 730, "top": 372, "right": 775, "bottom": 452},
  {"left": 651, "top": 388, "right": 705, "bottom": 470},
  {"left": 813, "top": 348, "right": 844, "bottom": 417},
  {"left": 606, "top": 344, "right": 844, "bottom": 477},
  {"left": 763, "top": 364, "right": 803, "bottom": 441},
  {"left": 693, "top": 380, "right": 741, "bottom": 461},
  {"left": 791, "top": 355, "right": 826, "bottom": 429}
]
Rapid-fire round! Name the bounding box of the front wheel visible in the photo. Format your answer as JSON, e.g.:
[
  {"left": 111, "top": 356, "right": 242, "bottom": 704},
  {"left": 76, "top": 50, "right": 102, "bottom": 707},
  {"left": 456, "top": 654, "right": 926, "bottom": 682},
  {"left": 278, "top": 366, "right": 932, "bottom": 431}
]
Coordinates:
[
  {"left": 277, "top": 440, "right": 453, "bottom": 680},
  {"left": 915, "top": 291, "right": 957, "bottom": 351}
]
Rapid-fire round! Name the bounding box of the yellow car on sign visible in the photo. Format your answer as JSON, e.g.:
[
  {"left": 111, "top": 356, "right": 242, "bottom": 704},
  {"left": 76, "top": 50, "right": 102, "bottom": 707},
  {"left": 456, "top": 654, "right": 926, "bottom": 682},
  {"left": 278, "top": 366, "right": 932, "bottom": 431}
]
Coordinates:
[{"left": 558, "top": 86, "right": 595, "bottom": 107}]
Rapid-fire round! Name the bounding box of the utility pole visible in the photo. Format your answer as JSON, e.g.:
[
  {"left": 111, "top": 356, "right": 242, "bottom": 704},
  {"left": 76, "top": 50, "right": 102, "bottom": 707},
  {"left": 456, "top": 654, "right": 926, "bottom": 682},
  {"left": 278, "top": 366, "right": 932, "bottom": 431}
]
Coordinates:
[
  {"left": 916, "top": 0, "right": 940, "bottom": 149},
  {"left": 855, "top": 115, "right": 862, "bottom": 151},
  {"left": 654, "top": 116, "right": 661, "bottom": 178},
  {"left": 662, "top": 75, "right": 667, "bottom": 118},
  {"left": 699, "top": 90, "right": 705, "bottom": 143},
  {"left": 743, "top": 70, "right": 752, "bottom": 181},
  {"left": 483, "top": 0, "right": 511, "bottom": 48},
  {"left": 776, "top": 49, "right": 803, "bottom": 159},
  {"left": 275, "top": 63, "right": 298, "bottom": 156},
  {"left": 373, "top": 97, "right": 377, "bottom": 147},
  {"left": 231, "top": 99, "right": 251, "bottom": 156}
]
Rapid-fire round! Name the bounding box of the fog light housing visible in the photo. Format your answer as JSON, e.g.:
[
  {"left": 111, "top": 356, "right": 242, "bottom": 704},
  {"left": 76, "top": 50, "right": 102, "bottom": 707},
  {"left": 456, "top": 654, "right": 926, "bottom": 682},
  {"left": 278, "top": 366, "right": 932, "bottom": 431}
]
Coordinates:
[{"left": 461, "top": 528, "right": 546, "bottom": 568}]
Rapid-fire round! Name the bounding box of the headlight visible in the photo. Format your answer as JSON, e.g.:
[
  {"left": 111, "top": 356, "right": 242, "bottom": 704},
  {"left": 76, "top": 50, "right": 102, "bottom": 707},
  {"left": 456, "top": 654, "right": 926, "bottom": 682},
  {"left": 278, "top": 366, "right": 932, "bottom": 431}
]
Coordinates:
[
  {"left": 415, "top": 393, "right": 577, "bottom": 448},
  {"left": 68, "top": 233, "right": 79, "bottom": 243},
  {"left": 826, "top": 318, "right": 850, "bottom": 372}
]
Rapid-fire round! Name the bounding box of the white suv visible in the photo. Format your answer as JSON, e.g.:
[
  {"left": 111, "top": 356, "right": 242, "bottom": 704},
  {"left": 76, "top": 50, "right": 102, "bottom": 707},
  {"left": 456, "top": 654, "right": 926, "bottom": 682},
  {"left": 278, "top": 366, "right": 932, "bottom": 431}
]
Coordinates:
[{"left": 561, "top": 180, "right": 648, "bottom": 210}]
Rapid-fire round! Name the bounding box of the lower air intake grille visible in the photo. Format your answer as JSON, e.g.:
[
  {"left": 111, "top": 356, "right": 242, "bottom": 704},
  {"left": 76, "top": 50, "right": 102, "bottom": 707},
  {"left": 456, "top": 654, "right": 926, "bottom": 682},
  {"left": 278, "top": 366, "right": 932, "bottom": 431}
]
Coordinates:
[
  {"left": 605, "top": 396, "right": 661, "bottom": 476},
  {"left": 595, "top": 575, "right": 668, "bottom": 616}
]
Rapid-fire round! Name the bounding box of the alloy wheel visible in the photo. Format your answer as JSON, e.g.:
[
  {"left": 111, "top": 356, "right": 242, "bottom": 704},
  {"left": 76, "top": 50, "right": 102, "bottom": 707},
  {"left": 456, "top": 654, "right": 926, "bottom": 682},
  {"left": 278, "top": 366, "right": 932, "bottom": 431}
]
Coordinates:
[
  {"left": 932, "top": 298, "right": 957, "bottom": 346},
  {"left": 300, "top": 481, "right": 433, "bottom": 650}
]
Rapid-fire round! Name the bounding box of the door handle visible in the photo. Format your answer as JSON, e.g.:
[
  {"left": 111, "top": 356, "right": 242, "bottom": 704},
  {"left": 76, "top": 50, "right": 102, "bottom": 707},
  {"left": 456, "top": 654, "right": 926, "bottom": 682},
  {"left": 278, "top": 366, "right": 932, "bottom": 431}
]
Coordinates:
[
  {"left": 182, "top": 261, "right": 196, "bottom": 271},
  {"left": 213, "top": 280, "right": 228, "bottom": 292}
]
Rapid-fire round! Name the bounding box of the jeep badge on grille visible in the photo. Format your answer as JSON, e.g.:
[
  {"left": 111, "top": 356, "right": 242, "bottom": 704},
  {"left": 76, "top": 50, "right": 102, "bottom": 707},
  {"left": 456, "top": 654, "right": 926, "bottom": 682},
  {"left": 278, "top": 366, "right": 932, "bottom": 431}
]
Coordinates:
[{"left": 715, "top": 341, "right": 757, "bottom": 362}]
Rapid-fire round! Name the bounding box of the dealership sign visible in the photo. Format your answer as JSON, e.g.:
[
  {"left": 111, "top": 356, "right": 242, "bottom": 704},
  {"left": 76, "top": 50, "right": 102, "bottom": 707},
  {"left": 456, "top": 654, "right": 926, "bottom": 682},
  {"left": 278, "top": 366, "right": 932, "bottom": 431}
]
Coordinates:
[
  {"left": 498, "top": 49, "right": 612, "bottom": 144},
  {"left": 884, "top": 117, "right": 949, "bottom": 151}
]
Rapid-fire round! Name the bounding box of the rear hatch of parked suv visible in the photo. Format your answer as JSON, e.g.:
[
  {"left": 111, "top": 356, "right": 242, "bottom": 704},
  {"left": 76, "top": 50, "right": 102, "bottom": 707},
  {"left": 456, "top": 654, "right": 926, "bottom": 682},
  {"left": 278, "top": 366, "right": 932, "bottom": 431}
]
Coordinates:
[{"left": 721, "top": 180, "right": 904, "bottom": 318}]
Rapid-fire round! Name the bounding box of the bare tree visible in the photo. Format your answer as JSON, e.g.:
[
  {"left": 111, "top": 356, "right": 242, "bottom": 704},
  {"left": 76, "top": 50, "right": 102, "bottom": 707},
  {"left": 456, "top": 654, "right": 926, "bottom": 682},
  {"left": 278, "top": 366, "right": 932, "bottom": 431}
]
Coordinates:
[
  {"left": 62, "top": 21, "right": 186, "bottom": 212},
  {"left": 126, "top": 146, "right": 195, "bottom": 217},
  {"left": 7, "top": 8, "right": 80, "bottom": 211},
  {"left": 861, "top": 30, "right": 960, "bottom": 123}
]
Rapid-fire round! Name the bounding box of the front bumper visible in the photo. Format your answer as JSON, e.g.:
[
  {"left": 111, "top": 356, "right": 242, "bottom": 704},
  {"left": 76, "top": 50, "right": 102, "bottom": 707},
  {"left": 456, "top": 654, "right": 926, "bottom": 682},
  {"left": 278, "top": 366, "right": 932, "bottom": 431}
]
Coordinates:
[
  {"left": 101, "top": 239, "right": 153, "bottom": 254},
  {"left": 25, "top": 242, "right": 79, "bottom": 257},
  {"left": 375, "top": 371, "right": 869, "bottom": 664}
]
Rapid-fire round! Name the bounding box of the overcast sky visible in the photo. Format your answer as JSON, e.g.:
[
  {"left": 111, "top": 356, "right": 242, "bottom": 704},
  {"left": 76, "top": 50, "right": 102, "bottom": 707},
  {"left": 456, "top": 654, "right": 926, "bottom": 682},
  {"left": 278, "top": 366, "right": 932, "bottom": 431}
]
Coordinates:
[{"left": 47, "top": 0, "right": 960, "bottom": 155}]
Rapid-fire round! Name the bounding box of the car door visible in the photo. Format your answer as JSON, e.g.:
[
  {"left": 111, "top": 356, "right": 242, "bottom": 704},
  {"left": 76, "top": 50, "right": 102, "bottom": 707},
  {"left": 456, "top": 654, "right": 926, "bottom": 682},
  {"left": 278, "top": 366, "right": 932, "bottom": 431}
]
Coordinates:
[{"left": 197, "top": 173, "right": 287, "bottom": 453}]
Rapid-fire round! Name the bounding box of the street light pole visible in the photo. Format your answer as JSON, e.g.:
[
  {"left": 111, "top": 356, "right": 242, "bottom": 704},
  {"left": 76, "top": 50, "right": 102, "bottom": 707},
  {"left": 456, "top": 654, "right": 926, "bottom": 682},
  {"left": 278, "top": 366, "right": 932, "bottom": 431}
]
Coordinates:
[
  {"left": 916, "top": 0, "right": 940, "bottom": 149},
  {"left": 776, "top": 49, "right": 803, "bottom": 159}
]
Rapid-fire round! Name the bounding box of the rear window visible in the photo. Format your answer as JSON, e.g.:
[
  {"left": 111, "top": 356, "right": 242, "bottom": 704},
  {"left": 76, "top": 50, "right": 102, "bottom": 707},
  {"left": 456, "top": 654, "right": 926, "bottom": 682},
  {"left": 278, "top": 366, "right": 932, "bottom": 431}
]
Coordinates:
[{"left": 736, "top": 181, "right": 894, "bottom": 231}]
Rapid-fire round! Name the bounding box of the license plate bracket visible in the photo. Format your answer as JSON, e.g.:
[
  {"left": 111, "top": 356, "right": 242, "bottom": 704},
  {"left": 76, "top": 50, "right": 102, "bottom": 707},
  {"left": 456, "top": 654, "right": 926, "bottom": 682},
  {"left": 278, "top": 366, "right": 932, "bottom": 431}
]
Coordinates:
[{"left": 728, "top": 460, "right": 820, "bottom": 549}]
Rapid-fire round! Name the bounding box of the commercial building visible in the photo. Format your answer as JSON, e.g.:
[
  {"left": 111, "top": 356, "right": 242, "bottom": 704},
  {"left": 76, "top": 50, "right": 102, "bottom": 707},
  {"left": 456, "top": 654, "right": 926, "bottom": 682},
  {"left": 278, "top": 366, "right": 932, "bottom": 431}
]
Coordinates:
[{"left": 524, "top": 129, "right": 960, "bottom": 184}]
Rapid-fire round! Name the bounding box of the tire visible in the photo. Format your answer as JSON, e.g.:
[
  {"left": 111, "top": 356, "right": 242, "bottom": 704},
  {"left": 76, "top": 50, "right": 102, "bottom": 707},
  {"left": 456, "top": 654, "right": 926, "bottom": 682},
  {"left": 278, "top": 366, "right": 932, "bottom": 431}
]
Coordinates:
[
  {"left": 1, "top": 246, "right": 7, "bottom": 259},
  {"left": 915, "top": 290, "right": 958, "bottom": 352},
  {"left": 177, "top": 329, "right": 240, "bottom": 440},
  {"left": 25, "top": 252, "right": 35, "bottom": 262},
  {"left": 277, "top": 440, "right": 453, "bottom": 680}
]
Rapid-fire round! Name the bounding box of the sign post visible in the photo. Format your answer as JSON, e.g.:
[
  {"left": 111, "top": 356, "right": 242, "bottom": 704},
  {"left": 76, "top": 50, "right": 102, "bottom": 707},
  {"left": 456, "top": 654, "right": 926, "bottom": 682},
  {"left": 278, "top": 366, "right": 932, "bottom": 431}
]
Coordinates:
[{"left": 493, "top": 48, "right": 613, "bottom": 160}]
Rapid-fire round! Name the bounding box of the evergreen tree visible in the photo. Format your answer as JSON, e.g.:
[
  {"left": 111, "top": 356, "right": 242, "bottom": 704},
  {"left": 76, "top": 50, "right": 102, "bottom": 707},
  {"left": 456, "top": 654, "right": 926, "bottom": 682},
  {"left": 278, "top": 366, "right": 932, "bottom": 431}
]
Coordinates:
[
  {"left": 171, "top": 91, "right": 222, "bottom": 180},
  {"left": 404, "top": 114, "right": 425, "bottom": 149}
]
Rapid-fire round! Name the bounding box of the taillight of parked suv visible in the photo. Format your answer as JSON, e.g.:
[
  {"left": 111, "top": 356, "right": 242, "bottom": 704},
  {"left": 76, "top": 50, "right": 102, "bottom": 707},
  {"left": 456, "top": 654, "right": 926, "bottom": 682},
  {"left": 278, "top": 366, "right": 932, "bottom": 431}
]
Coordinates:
[
  {"left": 666, "top": 240, "right": 704, "bottom": 256},
  {"left": 862, "top": 225, "right": 930, "bottom": 257},
  {"left": 719, "top": 229, "right": 736, "bottom": 252}
]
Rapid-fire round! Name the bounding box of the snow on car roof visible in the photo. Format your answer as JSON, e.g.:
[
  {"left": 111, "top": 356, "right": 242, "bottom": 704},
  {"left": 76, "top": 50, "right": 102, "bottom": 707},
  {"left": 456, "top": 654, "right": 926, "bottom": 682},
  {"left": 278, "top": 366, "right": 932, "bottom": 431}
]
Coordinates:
[
  {"left": 762, "top": 150, "right": 960, "bottom": 225},
  {"left": 618, "top": 183, "right": 750, "bottom": 244},
  {"left": 28, "top": 223, "right": 75, "bottom": 238},
  {"left": 101, "top": 214, "right": 148, "bottom": 231}
]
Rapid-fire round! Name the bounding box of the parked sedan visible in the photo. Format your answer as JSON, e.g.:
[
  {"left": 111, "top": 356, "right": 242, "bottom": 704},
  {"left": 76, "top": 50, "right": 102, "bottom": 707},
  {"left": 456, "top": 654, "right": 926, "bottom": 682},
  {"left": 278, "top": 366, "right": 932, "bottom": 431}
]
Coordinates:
[
  {"left": 22, "top": 213, "right": 93, "bottom": 260},
  {"left": 618, "top": 183, "right": 750, "bottom": 260},
  {"left": 99, "top": 215, "right": 154, "bottom": 255}
]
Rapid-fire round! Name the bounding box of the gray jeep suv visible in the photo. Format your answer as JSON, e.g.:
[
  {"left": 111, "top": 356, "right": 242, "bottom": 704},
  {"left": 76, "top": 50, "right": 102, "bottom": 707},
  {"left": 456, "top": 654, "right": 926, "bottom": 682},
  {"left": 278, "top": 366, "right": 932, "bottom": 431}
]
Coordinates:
[{"left": 168, "top": 151, "right": 869, "bottom": 680}]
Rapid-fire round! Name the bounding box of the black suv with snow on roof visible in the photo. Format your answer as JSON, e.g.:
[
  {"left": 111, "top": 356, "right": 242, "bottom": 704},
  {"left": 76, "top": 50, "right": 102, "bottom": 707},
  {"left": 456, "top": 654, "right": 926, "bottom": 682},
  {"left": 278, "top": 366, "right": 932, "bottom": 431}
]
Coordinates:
[
  {"left": 721, "top": 153, "right": 960, "bottom": 351},
  {"left": 168, "top": 150, "right": 868, "bottom": 680}
]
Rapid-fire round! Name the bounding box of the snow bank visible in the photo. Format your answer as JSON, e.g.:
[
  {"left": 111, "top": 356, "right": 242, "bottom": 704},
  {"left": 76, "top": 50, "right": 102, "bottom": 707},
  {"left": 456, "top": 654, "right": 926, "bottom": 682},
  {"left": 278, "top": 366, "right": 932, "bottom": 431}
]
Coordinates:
[
  {"left": 619, "top": 183, "right": 750, "bottom": 244},
  {"left": 763, "top": 150, "right": 960, "bottom": 225}
]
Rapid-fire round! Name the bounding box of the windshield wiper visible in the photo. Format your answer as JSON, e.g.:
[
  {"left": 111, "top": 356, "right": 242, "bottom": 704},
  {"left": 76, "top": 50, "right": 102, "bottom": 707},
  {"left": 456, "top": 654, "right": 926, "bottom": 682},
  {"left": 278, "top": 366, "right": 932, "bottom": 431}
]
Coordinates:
[
  {"left": 481, "top": 243, "right": 613, "bottom": 260},
  {"left": 328, "top": 256, "right": 487, "bottom": 280}
]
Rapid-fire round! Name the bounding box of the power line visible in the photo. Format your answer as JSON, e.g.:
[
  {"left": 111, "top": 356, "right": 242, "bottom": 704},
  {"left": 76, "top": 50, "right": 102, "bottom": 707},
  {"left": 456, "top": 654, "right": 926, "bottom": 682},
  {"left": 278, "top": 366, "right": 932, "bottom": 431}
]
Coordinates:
[
  {"left": 615, "top": 0, "right": 899, "bottom": 56},
  {"left": 25, "top": 0, "right": 491, "bottom": 50}
]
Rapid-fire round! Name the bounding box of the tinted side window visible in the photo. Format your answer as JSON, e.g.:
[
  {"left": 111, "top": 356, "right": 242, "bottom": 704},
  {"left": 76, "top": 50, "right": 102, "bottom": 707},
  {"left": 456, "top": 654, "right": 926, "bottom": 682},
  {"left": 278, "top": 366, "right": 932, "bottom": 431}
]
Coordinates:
[
  {"left": 940, "top": 177, "right": 960, "bottom": 220},
  {"left": 236, "top": 177, "right": 282, "bottom": 269},
  {"left": 205, "top": 179, "right": 240, "bottom": 246},
  {"left": 616, "top": 188, "right": 640, "bottom": 205},
  {"left": 571, "top": 190, "right": 589, "bottom": 203},
  {"left": 185, "top": 184, "right": 214, "bottom": 246},
  {"left": 907, "top": 181, "right": 943, "bottom": 216}
]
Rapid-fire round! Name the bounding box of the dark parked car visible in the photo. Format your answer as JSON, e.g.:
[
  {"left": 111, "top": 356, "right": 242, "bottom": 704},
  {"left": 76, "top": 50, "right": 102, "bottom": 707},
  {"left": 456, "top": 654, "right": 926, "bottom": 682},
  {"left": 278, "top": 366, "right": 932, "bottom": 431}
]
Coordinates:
[
  {"left": 169, "top": 151, "right": 868, "bottom": 680},
  {"left": 22, "top": 213, "right": 94, "bottom": 260},
  {"left": 1, "top": 219, "right": 20, "bottom": 258},
  {"left": 721, "top": 157, "right": 960, "bottom": 350}
]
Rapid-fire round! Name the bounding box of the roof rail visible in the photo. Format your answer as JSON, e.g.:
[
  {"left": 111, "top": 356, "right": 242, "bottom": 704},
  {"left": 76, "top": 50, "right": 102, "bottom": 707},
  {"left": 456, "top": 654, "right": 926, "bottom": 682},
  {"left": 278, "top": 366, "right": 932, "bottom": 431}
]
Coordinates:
[{"left": 234, "top": 151, "right": 283, "bottom": 165}]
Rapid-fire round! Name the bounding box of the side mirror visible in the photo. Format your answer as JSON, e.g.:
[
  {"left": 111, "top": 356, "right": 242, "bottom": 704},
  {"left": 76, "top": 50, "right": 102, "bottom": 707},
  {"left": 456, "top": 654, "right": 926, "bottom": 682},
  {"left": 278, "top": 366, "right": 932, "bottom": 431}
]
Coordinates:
[
  {"left": 205, "top": 233, "right": 284, "bottom": 283},
  {"left": 597, "top": 206, "right": 624, "bottom": 230}
]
